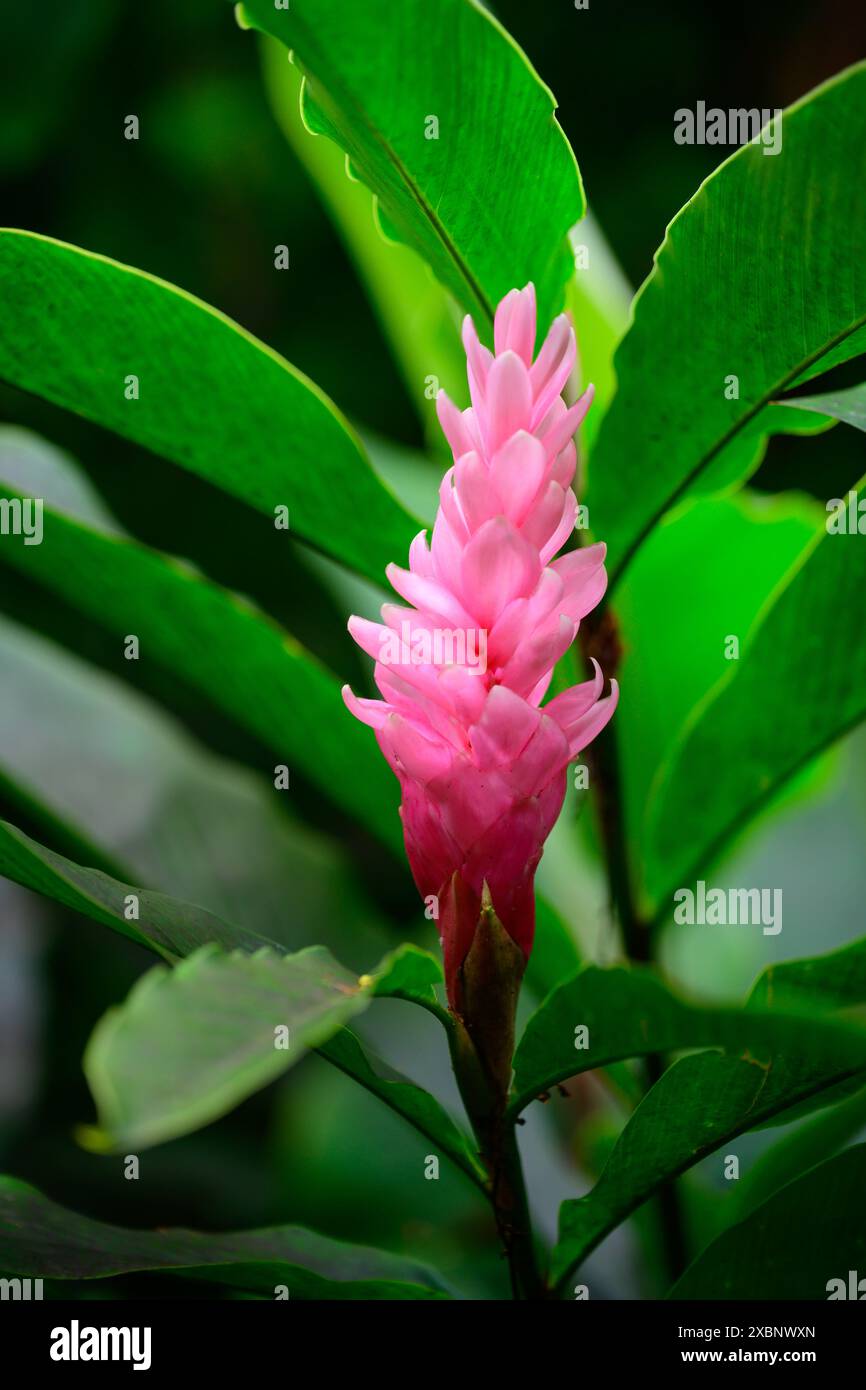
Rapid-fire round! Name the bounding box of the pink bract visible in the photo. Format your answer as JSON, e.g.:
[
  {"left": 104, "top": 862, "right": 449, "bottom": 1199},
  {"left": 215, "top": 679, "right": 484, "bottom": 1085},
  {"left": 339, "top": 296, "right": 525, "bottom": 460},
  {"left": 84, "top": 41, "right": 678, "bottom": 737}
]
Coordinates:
[{"left": 343, "top": 284, "right": 618, "bottom": 1006}]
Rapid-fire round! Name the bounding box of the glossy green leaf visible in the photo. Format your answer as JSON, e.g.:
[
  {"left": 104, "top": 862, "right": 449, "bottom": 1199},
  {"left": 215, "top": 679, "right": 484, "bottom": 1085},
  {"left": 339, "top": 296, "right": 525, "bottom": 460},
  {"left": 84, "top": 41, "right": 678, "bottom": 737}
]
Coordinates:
[
  {"left": 368, "top": 942, "right": 444, "bottom": 1009},
  {"left": 669, "top": 1144, "right": 866, "bottom": 1299},
  {"left": 317, "top": 1029, "right": 486, "bottom": 1189},
  {"left": 0, "top": 229, "right": 419, "bottom": 583},
  {"left": 0, "top": 485, "right": 401, "bottom": 852},
  {"left": 0, "top": 602, "right": 381, "bottom": 954},
  {"left": 614, "top": 489, "right": 822, "bottom": 904},
  {"left": 0, "top": 819, "right": 272, "bottom": 960},
  {"left": 564, "top": 216, "right": 632, "bottom": 449},
  {"left": 509, "top": 964, "right": 866, "bottom": 1119},
  {"left": 84, "top": 944, "right": 376, "bottom": 1149},
  {"left": 551, "top": 1039, "right": 866, "bottom": 1289},
  {"left": 0, "top": 812, "right": 467, "bottom": 1174},
  {"left": 749, "top": 934, "right": 866, "bottom": 1012},
  {"left": 733, "top": 1085, "right": 866, "bottom": 1220},
  {"left": 779, "top": 381, "right": 866, "bottom": 433},
  {"left": 238, "top": 0, "right": 583, "bottom": 334},
  {"left": 589, "top": 62, "right": 866, "bottom": 584},
  {"left": 261, "top": 36, "right": 467, "bottom": 439},
  {"left": 648, "top": 479, "right": 866, "bottom": 901},
  {"left": 0, "top": 1175, "right": 449, "bottom": 1299}
]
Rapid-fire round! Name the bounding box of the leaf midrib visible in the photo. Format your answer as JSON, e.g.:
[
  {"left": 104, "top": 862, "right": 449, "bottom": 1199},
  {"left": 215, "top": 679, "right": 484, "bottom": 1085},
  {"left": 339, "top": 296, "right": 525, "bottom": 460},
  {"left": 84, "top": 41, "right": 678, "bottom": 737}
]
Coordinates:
[
  {"left": 551, "top": 1060, "right": 866, "bottom": 1291},
  {"left": 609, "top": 312, "right": 866, "bottom": 590},
  {"left": 281, "top": 14, "right": 494, "bottom": 324}
]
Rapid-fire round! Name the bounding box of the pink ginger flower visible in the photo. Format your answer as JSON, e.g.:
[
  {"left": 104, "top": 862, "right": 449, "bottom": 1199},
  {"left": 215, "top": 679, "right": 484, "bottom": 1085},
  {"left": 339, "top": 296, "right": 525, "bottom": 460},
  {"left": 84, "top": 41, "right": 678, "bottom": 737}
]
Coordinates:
[{"left": 343, "top": 284, "right": 618, "bottom": 1008}]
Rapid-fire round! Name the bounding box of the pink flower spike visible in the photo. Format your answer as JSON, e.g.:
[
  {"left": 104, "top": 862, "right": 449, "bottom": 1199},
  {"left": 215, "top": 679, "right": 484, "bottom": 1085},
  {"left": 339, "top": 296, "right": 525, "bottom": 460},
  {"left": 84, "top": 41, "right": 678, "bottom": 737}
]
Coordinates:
[{"left": 344, "top": 285, "right": 617, "bottom": 1010}]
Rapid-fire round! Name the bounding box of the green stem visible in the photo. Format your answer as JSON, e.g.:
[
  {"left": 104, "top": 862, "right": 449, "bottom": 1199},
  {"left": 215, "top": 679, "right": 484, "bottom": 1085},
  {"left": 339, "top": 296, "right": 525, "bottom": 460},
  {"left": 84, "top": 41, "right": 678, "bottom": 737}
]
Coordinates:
[
  {"left": 447, "top": 1014, "right": 547, "bottom": 1299},
  {"left": 494, "top": 1122, "right": 547, "bottom": 1300},
  {"left": 580, "top": 607, "right": 689, "bottom": 1285}
]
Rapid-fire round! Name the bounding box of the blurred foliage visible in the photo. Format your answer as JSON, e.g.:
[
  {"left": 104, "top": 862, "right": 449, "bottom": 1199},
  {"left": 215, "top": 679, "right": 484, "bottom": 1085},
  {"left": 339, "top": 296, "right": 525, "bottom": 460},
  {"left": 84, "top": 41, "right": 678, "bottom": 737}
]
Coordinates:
[{"left": 1, "top": 0, "right": 865, "bottom": 1299}]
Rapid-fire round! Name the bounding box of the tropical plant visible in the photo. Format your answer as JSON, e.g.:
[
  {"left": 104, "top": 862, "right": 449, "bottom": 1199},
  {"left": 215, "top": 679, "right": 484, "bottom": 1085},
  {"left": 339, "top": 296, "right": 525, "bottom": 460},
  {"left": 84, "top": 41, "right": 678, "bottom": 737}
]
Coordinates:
[{"left": 0, "top": 0, "right": 864, "bottom": 1302}]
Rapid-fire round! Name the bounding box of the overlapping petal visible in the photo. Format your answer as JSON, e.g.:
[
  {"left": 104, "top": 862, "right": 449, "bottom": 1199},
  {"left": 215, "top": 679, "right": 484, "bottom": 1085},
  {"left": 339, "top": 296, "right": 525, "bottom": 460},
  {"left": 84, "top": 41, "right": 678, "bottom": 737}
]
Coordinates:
[{"left": 343, "top": 284, "right": 618, "bottom": 1003}]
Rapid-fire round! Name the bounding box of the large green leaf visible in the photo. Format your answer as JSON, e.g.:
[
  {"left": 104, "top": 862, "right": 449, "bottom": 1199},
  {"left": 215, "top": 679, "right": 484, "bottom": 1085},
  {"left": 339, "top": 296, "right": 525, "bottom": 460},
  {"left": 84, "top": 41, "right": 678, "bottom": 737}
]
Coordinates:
[
  {"left": 551, "top": 1043, "right": 866, "bottom": 1289},
  {"left": 0, "top": 603, "right": 381, "bottom": 954},
  {"left": 0, "top": 229, "right": 419, "bottom": 583},
  {"left": 0, "top": 484, "right": 401, "bottom": 851},
  {"left": 547, "top": 940, "right": 866, "bottom": 1290},
  {"left": 509, "top": 964, "right": 866, "bottom": 1119},
  {"left": 733, "top": 1085, "right": 866, "bottom": 1221},
  {"left": 0, "top": 816, "right": 470, "bottom": 1180},
  {"left": 0, "top": 819, "right": 272, "bottom": 959},
  {"left": 648, "top": 479, "right": 866, "bottom": 901},
  {"left": 237, "top": 0, "right": 583, "bottom": 334},
  {"left": 83, "top": 944, "right": 377, "bottom": 1149},
  {"left": 749, "top": 935, "right": 866, "bottom": 1012},
  {"left": 614, "top": 489, "right": 822, "bottom": 904},
  {"left": 669, "top": 1145, "right": 866, "bottom": 1299},
  {"left": 261, "top": 36, "right": 467, "bottom": 439},
  {"left": 262, "top": 36, "right": 631, "bottom": 453},
  {"left": 0, "top": 1176, "right": 449, "bottom": 1299},
  {"left": 589, "top": 62, "right": 866, "bottom": 584}
]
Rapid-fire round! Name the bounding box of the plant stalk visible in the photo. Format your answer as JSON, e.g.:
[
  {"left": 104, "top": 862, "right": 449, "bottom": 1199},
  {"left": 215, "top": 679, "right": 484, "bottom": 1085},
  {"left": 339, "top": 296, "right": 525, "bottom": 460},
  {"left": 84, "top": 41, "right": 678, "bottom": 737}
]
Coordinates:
[
  {"left": 447, "top": 888, "right": 548, "bottom": 1299},
  {"left": 580, "top": 603, "right": 689, "bottom": 1285}
]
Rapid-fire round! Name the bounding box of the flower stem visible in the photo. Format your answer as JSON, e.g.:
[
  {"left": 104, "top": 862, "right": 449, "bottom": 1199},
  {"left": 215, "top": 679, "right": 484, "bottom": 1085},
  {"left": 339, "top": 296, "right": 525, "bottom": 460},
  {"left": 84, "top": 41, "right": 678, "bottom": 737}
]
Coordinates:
[
  {"left": 446, "top": 893, "right": 549, "bottom": 1299},
  {"left": 448, "top": 1016, "right": 547, "bottom": 1299}
]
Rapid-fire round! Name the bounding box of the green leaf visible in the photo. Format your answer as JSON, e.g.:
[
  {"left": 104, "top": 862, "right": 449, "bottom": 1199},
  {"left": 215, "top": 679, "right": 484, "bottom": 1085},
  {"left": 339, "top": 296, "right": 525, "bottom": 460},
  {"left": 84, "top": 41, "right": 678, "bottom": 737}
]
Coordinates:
[
  {"left": 0, "top": 819, "right": 272, "bottom": 959},
  {"left": 551, "top": 1040, "right": 866, "bottom": 1289},
  {"left": 732, "top": 1085, "right": 866, "bottom": 1220},
  {"left": 0, "top": 229, "right": 419, "bottom": 584},
  {"left": 368, "top": 942, "right": 444, "bottom": 1009},
  {"left": 668, "top": 1144, "right": 866, "bottom": 1299},
  {"left": 749, "top": 935, "right": 866, "bottom": 1012},
  {"left": 0, "top": 1175, "right": 450, "bottom": 1299},
  {"left": 84, "top": 944, "right": 375, "bottom": 1149},
  {"left": 614, "top": 489, "right": 822, "bottom": 905},
  {"left": 0, "top": 485, "right": 402, "bottom": 852},
  {"left": 588, "top": 62, "right": 866, "bottom": 585},
  {"left": 648, "top": 478, "right": 866, "bottom": 902},
  {"left": 317, "top": 1029, "right": 486, "bottom": 1189},
  {"left": 0, "top": 813, "right": 468, "bottom": 1174},
  {"left": 238, "top": 0, "right": 583, "bottom": 334},
  {"left": 779, "top": 381, "right": 866, "bottom": 433},
  {"left": 564, "top": 216, "right": 632, "bottom": 449},
  {"left": 261, "top": 37, "right": 467, "bottom": 439},
  {"left": 509, "top": 964, "right": 866, "bottom": 1119},
  {"left": 0, "top": 599, "right": 381, "bottom": 953}
]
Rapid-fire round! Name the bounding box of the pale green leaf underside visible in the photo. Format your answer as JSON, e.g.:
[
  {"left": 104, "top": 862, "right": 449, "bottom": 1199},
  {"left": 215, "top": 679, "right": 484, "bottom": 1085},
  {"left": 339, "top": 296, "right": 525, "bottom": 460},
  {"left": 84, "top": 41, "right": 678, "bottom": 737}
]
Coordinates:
[
  {"left": 779, "top": 380, "right": 866, "bottom": 433},
  {"left": 84, "top": 944, "right": 374, "bottom": 1149}
]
